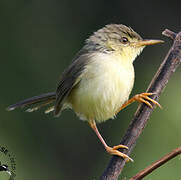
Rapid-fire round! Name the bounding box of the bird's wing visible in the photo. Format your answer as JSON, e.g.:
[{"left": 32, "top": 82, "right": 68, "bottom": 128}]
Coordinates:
[{"left": 54, "top": 49, "right": 89, "bottom": 116}]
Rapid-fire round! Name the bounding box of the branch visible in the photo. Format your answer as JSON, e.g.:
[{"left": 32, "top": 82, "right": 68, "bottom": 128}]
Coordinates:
[
  {"left": 99, "top": 29, "right": 181, "bottom": 180},
  {"left": 162, "top": 29, "right": 176, "bottom": 39},
  {"left": 130, "top": 146, "right": 181, "bottom": 180}
]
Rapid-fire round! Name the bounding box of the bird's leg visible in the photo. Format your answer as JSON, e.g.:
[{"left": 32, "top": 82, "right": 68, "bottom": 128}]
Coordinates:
[
  {"left": 116, "top": 92, "right": 162, "bottom": 114},
  {"left": 88, "top": 120, "right": 133, "bottom": 162}
]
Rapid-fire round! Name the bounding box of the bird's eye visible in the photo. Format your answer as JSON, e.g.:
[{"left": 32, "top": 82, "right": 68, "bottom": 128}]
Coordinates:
[{"left": 121, "top": 37, "right": 129, "bottom": 44}]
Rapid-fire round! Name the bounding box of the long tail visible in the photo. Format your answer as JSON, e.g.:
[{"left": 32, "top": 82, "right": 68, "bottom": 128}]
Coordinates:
[{"left": 7, "top": 92, "right": 56, "bottom": 113}]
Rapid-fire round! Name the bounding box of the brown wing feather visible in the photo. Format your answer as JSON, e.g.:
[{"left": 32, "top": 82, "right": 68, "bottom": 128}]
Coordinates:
[{"left": 54, "top": 49, "right": 89, "bottom": 116}]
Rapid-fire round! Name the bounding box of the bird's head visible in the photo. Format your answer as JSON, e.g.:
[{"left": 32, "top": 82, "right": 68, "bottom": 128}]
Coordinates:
[{"left": 86, "top": 24, "right": 164, "bottom": 63}]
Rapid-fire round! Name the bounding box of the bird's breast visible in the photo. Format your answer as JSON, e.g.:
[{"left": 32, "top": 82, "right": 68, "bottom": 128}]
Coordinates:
[{"left": 69, "top": 53, "right": 135, "bottom": 123}]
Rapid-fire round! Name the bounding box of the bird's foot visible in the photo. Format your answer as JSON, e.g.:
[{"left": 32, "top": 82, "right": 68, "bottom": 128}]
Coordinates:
[
  {"left": 134, "top": 92, "right": 162, "bottom": 109},
  {"left": 105, "top": 144, "right": 133, "bottom": 162},
  {"left": 116, "top": 92, "right": 162, "bottom": 114}
]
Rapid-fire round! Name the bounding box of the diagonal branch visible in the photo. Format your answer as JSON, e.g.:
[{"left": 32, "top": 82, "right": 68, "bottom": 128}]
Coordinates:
[
  {"left": 130, "top": 146, "right": 181, "bottom": 180},
  {"left": 99, "top": 29, "right": 181, "bottom": 180}
]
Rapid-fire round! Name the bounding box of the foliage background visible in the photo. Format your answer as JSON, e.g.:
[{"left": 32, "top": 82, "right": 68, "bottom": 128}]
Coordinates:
[{"left": 0, "top": 0, "right": 181, "bottom": 179}]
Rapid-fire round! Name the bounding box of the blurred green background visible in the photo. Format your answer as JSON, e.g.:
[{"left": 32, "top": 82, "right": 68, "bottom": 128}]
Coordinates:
[{"left": 1, "top": 0, "right": 181, "bottom": 179}]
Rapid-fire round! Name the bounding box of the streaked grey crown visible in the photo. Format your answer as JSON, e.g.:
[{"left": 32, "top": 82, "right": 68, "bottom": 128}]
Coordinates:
[{"left": 84, "top": 24, "right": 143, "bottom": 52}]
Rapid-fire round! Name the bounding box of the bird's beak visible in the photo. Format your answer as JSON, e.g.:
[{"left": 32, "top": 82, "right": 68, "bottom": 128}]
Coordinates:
[{"left": 132, "top": 39, "right": 164, "bottom": 47}]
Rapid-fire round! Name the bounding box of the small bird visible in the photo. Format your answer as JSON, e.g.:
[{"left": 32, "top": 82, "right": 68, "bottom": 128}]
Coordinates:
[{"left": 7, "top": 24, "right": 163, "bottom": 162}]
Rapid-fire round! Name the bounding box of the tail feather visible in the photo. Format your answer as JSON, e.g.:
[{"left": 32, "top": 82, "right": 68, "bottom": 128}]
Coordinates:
[
  {"left": 25, "top": 99, "right": 55, "bottom": 113},
  {"left": 7, "top": 92, "right": 56, "bottom": 112}
]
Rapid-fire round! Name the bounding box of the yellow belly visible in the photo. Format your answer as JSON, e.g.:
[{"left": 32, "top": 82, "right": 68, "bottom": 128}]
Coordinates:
[{"left": 68, "top": 53, "right": 135, "bottom": 123}]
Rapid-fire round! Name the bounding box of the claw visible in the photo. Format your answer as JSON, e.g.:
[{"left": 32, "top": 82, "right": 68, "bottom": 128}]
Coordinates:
[
  {"left": 139, "top": 97, "right": 153, "bottom": 108},
  {"left": 106, "top": 145, "right": 133, "bottom": 162},
  {"left": 112, "top": 144, "right": 129, "bottom": 150},
  {"left": 116, "top": 92, "right": 162, "bottom": 114},
  {"left": 134, "top": 92, "right": 162, "bottom": 109},
  {"left": 142, "top": 94, "right": 162, "bottom": 108}
]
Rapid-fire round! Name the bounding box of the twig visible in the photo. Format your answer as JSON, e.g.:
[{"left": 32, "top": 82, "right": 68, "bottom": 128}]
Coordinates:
[
  {"left": 130, "top": 146, "right": 181, "bottom": 180},
  {"left": 99, "top": 29, "right": 181, "bottom": 180},
  {"left": 162, "top": 29, "right": 176, "bottom": 39}
]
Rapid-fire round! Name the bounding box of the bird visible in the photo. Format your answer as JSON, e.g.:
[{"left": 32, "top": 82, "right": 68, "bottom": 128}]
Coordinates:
[{"left": 7, "top": 24, "right": 163, "bottom": 162}]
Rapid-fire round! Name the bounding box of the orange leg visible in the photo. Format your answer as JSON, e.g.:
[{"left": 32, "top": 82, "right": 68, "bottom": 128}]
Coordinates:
[
  {"left": 88, "top": 120, "right": 133, "bottom": 162},
  {"left": 116, "top": 92, "right": 162, "bottom": 114}
]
